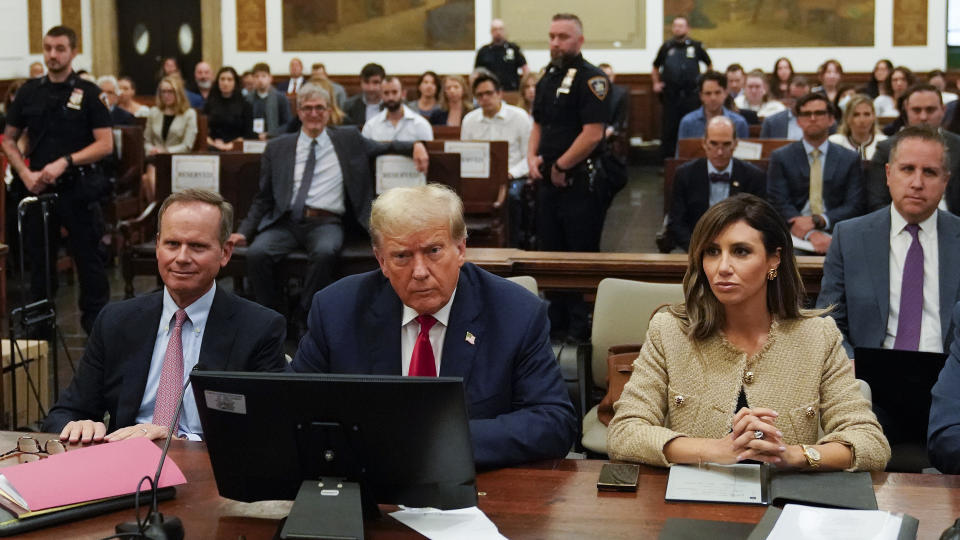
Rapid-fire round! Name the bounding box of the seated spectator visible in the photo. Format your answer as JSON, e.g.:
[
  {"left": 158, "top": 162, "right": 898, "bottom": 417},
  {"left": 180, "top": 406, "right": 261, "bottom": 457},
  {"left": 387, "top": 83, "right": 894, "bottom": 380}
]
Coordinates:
[
  {"left": 362, "top": 76, "right": 433, "bottom": 142},
  {"left": 927, "top": 69, "right": 958, "bottom": 104},
  {"left": 767, "top": 57, "right": 794, "bottom": 100},
  {"left": 433, "top": 74, "right": 474, "bottom": 127},
  {"left": 229, "top": 84, "right": 429, "bottom": 331},
  {"left": 278, "top": 57, "right": 305, "bottom": 95},
  {"left": 408, "top": 71, "right": 441, "bottom": 120},
  {"left": 666, "top": 116, "right": 766, "bottom": 251},
  {"left": 760, "top": 76, "right": 815, "bottom": 140},
  {"left": 97, "top": 75, "right": 136, "bottom": 126},
  {"left": 833, "top": 83, "right": 858, "bottom": 117},
  {"left": 868, "top": 84, "right": 960, "bottom": 214},
  {"left": 241, "top": 70, "right": 255, "bottom": 97},
  {"left": 204, "top": 66, "right": 255, "bottom": 151},
  {"left": 342, "top": 63, "right": 385, "bottom": 129},
  {"left": 288, "top": 183, "right": 578, "bottom": 469},
  {"left": 676, "top": 71, "right": 749, "bottom": 146},
  {"left": 28, "top": 61, "right": 43, "bottom": 78},
  {"left": 41, "top": 189, "right": 286, "bottom": 443},
  {"left": 724, "top": 63, "right": 745, "bottom": 100},
  {"left": 185, "top": 61, "right": 213, "bottom": 108},
  {"left": 309, "top": 62, "right": 346, "bottom": 107},
  {"left": 735, "top": 70, "right": 785, "bottom": 118},
  {"left": 828, "top": 94, "right": 887, "bottom": 160},
  {"left": 862, "top": 59, "right": 893, "bottom": 99},
  {"left": 246, "top": 62, "right": 292, "bottom": 140},
  {"left": 461, "top": 72, "right": 531, "bottom": 178},
  {"left": 306, "top": 75, "right": 346, "bottom": 125},
  {"left": 519, "top": 71, "right": 538, "bottom": 117},
  {"left": 818, "top": 125, "right": 960, "bottom": 359},
  {"left": 607, "top": 193, "right": 890, "bottom": 471},
  {"left": 143, "top": 75, "right": 198, "bottom": 201},
  {"left": 766, "top": 93, "right": 863, "bottom": 254},
  {"left": 117, "top": 76, "right": 148, "bottom": 118},
  {"left": 812, "top": 59, "right": 843, "bottom": 103},
  {"left": 929, "top": 302, "right": 960, "bottom": 474},
  {"left": 875, "top": 66, "right": 914, "bottom": 118}
]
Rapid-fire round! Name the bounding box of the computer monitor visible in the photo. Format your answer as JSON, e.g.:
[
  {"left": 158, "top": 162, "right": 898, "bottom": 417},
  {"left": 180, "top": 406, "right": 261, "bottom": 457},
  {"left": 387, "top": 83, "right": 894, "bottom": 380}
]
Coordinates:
[{"left": 190, "top": 371, "right": 477, "bottom": 536}]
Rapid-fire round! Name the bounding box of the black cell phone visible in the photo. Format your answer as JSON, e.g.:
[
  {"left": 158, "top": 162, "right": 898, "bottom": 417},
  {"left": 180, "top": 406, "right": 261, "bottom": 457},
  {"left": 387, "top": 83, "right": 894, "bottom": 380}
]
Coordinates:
[{"left": 597, "top": 463, "right": 640, "bottom": 492}]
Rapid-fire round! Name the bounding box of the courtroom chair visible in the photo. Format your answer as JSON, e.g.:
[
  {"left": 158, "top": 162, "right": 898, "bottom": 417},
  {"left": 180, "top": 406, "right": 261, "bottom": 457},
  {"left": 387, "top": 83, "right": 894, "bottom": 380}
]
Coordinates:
[
  {"left": 506, "top": 275, "right": 538, "bottom": 295},
  {"left": 193, "top": 114, "right": 209, "bottom": 152},
  {"left": 580, "top": 279, "right": 684, "bottom": 456}
]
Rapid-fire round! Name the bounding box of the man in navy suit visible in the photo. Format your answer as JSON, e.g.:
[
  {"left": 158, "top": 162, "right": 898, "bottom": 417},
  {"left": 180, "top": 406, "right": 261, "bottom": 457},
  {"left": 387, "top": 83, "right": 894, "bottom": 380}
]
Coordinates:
[
  {"left": 230, "top": 83, "right": 429, "bottom": 323},
  {"left": 43, "top": 189, "right": 287, "bottom": 443},
  {"left": 766, "top": 93, "right": 864, "bottom": 254},
  {"left": 929, "top": 302, "right": 960, "bottom": 473},
  {"left": 666, "top": 116, "right": 766, "bottom": 250},
  {"left": 759, "top": 76, "right": 816, "bottom": 140},
  {"left": 289, "top": 184, "right": 577, "bottom": 469},
  {"left": 818, "top": 126, "right": 960, "bottom": 359}
]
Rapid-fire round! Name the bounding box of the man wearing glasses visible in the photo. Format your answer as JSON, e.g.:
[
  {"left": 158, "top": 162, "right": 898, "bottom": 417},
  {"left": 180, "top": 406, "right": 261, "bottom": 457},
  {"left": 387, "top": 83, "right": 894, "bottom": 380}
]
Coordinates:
[
  {"left": 766, "top": 93, "right": 864, "bottom": 254},
  {"left": 229, "top": 83, "right": 430, "bottom": 334}
]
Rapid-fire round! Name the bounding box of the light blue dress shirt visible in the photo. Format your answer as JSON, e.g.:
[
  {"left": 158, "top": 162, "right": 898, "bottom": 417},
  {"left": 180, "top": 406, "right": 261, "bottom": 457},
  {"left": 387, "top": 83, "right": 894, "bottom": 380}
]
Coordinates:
[{"left": 706, "top": 159, "right": 734, "bottom": 207}]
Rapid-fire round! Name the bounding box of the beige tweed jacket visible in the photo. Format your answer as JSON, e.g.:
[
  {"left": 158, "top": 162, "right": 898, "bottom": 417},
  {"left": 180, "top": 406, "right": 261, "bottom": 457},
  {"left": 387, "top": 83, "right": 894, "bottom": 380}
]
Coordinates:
[{"left": 607, "top": 312, "right": 890, "bottom": 471}]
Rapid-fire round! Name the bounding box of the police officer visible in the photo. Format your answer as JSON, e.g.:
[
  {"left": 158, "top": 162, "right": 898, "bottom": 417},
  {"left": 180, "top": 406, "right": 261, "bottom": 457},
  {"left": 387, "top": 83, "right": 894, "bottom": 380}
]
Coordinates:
[
  {"left": 652, "top": 15, "right": 711, "bottom": 160},
  {"left": 474, "top": 19, "right": 529, "bottom": 92},
  {"left": 527, "top": 13, "right": 609, "bottom": 341},
  {"left": 1, "top": 25, "right": 113, "bottom": 334}
]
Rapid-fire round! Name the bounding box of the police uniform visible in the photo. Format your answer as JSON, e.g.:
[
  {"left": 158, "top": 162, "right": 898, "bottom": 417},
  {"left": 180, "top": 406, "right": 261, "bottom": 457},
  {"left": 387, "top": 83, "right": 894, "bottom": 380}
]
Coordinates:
[
  {"left": 533, "top": 53, "right": 609, "bottom": 339},
  {"left": 654, "top": 36, "right": 710, "bottom": 159},
  {"left": 6, "top": 71, "right": 112, "bottom": 333},
  {"left": 474, "top": 41, "right": 527, "bottom": 91}
]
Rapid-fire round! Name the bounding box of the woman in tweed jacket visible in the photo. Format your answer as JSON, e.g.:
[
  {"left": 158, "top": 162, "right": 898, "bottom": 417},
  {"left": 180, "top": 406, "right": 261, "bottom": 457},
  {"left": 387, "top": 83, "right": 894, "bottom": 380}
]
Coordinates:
[{"left": 608, "top": 194, "right": 890, "bottom": 471}]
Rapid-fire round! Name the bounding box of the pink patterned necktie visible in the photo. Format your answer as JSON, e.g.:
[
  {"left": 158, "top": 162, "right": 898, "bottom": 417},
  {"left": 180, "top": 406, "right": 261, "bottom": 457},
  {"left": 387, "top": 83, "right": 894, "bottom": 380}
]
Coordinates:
[
  {"left": 153, "top": 309, "right": 188, "bottom": 430},
  {"left": 409, "top": 315, "right": 437, "bottom": 377}
]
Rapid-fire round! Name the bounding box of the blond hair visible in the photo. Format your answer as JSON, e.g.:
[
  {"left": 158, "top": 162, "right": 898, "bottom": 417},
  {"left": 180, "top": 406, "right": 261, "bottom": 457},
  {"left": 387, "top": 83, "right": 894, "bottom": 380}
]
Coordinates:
[
  {"left": 370, "top": 184, "right": 467, "bottom": 247},
  {"left": 155, "top": 75, "right": 191, "bottom": 115}
]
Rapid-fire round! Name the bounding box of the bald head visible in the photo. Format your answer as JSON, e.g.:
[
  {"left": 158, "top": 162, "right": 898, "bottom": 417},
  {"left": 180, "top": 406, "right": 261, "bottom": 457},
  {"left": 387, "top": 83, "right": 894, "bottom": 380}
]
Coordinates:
[
  {"left": 194, "top": 61, "right": 213, "bottom": 91},
  {"left": 705, "top": 116, "right": 736, "bottom": 140},
  {"left": 702, "top": 116, "right": 738, "bottom": 170},
  {"left": 491, "top": 19, "right": 506, "bottom": 43}
]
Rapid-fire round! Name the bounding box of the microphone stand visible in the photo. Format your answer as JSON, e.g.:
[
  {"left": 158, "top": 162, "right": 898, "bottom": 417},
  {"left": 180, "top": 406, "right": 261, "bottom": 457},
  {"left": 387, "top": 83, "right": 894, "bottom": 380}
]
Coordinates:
[{"left": 115, "top": 366, "right": 199, "bottom": 540}]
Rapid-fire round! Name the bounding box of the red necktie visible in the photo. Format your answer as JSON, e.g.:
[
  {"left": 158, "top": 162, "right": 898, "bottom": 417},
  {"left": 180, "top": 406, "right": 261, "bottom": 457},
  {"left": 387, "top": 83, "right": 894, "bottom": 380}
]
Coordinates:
[
  {"left": 409, "top": 315, "right": 437, "bottom": 377},
  {"left": 153, "top": 309, "right": 188, "bottom": 429}
]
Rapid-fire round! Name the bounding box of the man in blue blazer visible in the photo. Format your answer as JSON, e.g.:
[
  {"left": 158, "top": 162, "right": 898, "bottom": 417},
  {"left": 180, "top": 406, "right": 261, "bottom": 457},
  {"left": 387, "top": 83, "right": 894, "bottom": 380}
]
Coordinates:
[
  {"left": 43, "top": 190, "right": 287, "bottom": 443},
  {"left": 766, "top": 93, "right": 864, "bottom": 254},
  {"left": 289, "top": 184, "right": 577, "bottom": 469},
  {"left": 818, "top": 126, "right": 960, "bottom": 358},
  {"left": 929, "top": 302, "right": 960, "bottom": 474}
]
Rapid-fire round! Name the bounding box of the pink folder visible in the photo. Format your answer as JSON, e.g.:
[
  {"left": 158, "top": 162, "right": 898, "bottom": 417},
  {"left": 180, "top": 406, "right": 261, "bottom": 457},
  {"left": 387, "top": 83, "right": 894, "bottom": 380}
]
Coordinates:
[{"left": 0, "top": 438, "right": 187, "bottom": 511}]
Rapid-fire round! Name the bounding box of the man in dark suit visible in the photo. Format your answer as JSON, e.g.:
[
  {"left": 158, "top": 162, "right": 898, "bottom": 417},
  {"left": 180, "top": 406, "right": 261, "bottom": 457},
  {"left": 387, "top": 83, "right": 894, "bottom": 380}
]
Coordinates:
[
  {"left": 43, "top": 189, "right": 286, "bottom": 443},
  {"left": 341, "top": 63, "right": 385, "bottom": 129},
  {"left": 289, "top": 184, "right": 577, "bottom": 469},
  {"left": 97, "top": 75, "right": 136, "bottom": 126},
  {"left": 929, "top": 302, "right": 960, "bottom": 474},
  {"left": 867, "top": 84, "right": 960, "bottom": 214},
  {"left": 667, "top": 116, "right": 766, "bottom": 250},
  {"left": 276, "top": 57, "right": 305, "bottom": 96},
  {"left": 818, "top": 126, "right": 960, "bottom": 359},
  {"left": 760, "top": 76, "right": 814, "bottom": 139},
  {"left": 767, "top": 93, "right": 864, "bottom": 254},
  {"left": 230, "top": 83, "right": 429, "bottom": 324}
]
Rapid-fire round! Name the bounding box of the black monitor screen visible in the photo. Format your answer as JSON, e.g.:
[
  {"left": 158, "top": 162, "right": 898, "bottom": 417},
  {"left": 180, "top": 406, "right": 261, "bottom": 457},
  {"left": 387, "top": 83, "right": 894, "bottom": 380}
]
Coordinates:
[{"left": 190, "top": 371, "right": 477, "bottom": 510}]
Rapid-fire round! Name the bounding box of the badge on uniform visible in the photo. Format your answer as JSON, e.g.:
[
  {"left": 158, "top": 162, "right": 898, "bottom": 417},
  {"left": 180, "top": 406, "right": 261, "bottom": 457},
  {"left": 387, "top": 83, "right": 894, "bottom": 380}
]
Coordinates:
[
  {"left": 67, "top": 88, "right": 84, "bottom": 110},
  {"left": 588, "top": 76, "right": 609, "bottom": 100},
  {"left": 505, "top": 47, "right": 515, "bottom": 61},
  {"left": 686, "top": 46, "right": 695, "bottom": 58},
  {"left": 557, "top": 68, "right": 577, "bottom": 96}
]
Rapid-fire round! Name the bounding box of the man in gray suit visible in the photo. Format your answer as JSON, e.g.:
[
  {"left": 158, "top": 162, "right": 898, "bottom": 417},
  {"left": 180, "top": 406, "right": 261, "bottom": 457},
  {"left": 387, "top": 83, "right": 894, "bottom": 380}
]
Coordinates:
[
  {"left": 766, "top": 93, "right": 864, "bottom": 254},
  {"left": 867, "top": 84, "right": 960, "bottom": 214},
  {"left": 229, "top": 83, "right": 429, "bottom": 326},
  {"left": 818, "top": 125, "right": 960, "bottom": 358}
]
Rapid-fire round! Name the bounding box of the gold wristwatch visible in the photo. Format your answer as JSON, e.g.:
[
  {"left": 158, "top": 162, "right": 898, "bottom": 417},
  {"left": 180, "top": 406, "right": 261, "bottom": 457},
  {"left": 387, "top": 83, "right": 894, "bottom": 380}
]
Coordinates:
[{"left": 801, "top": 444, "right": 821, "bottom": 469}]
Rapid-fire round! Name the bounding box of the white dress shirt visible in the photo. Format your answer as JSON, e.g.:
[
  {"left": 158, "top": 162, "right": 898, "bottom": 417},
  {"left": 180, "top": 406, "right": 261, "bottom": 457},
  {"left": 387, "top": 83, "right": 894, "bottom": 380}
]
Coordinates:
[
  {"left": 362, "top": 105, "right": 434, "bottom": 142},
  {"left": 291, "top": 129, "right": 345, "bottom": 215},
  {"left": 884, "top": 207, "right": 942, "bottom": 352},
  {"left": 460, "top": 102, "right": 532, "bottom": 178},
  {"left": 400, "top": 289, "right": 457, "bottom": 376},
  {"left": 135, "top": 284, "right": 216, "bottom": 440},
  {"left": 874, "top": 95, "right": 898, "bottom": 118},
  {"left": 285, "top": 76, "right": 304, "bottom": 95}
]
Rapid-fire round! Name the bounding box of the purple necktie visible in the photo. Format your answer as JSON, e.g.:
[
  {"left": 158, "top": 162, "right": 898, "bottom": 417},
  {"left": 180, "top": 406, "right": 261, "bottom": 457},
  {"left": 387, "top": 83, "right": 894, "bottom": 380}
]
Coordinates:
[{"left": 894, "top": 224, "right": 923, "bottom": 350}]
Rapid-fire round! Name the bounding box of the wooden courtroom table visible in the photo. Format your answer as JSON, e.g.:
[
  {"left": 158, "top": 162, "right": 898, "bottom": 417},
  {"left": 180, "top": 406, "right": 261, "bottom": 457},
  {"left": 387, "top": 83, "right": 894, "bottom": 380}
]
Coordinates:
[{"left": 5, "top": 433, "right": 958, "bottom": 539}]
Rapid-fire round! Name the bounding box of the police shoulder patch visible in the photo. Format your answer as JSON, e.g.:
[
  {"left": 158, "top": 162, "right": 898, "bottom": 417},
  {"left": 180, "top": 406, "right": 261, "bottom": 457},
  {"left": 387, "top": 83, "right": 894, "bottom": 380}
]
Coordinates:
[{"left": 588, "top": 76, "right": 608, "bottom": 100}]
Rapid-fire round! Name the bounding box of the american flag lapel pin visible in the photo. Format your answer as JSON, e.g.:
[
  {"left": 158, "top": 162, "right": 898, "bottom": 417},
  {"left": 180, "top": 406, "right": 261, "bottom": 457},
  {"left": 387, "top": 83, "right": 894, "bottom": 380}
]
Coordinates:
[{"left": 465, "top": 331, "right": 476, "bottom": 345}]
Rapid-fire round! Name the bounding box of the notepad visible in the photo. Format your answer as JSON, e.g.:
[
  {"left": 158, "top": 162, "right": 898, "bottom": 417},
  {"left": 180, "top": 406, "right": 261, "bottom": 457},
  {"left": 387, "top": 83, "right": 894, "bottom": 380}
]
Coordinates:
[
  {"left": 766, "top": 504, "right": 911, "bottom": 540},
  {"left": 665, "top": 463, "right": 763, "bottom": 504},
  {"left": 0, "top": 438, "right": 186, "bottom": 515}
]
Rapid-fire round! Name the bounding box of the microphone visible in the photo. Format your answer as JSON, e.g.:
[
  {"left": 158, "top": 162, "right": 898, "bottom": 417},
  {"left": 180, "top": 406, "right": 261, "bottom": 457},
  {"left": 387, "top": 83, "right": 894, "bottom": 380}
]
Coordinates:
[{"left": 115, "top": 364, "right": 203, "bottom": 540}]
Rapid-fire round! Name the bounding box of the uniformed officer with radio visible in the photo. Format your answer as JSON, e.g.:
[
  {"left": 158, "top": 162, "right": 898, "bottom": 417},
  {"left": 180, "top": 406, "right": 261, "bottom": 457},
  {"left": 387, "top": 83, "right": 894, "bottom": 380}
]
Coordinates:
[
  {"left": 1, "top": 26, "right": 113, "bottom": 334},
  {"left": 527, "top": 13, "right": 609, "bottom": 342},
  {"left": 474, "top": 19, "right": 529, "bottom": 92},
  {"left": 652, "top": 15, "right": 711, "bottom": 160}
]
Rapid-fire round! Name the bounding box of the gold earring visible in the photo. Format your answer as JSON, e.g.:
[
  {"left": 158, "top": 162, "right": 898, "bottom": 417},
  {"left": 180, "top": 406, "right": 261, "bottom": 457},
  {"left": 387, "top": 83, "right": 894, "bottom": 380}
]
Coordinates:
[{"left": 767, "top": 268, "right": 778, "bottom": 280}]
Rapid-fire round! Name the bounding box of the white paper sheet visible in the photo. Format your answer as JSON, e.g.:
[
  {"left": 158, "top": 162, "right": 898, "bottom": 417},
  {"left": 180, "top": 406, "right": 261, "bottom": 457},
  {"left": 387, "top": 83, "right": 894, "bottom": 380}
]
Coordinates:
[
  {"left": 767, "top": 504, "right": 903, "bottom": 540},
  {"left": 733, "top": 140, "right": 763, "bottom": 160},
  {"left": 443, "top": 141, "right": 490, "bottom": 178},
  {"left": 242, "top": 140, "right": 267, "bottom": 153},
  {"left": 791, "top": 235, "right": 815, "bottom": 253},
  {"left": 664, "top": 463, "right": 763, "bottom": 504},
  {"left": 171, "top": 154, "right": 220, "bottom": 193},
  {"left": 375, "top": 155, "right": 426, "bottom": 194},
  {"left": 389, "top": 506, "right": 507, "bottom": 540}
]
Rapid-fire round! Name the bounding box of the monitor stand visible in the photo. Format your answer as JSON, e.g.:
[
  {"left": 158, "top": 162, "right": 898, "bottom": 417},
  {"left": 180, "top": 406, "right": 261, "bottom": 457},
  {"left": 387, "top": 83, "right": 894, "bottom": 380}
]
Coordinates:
[{"left": 279, "top": 478, "right": 364, "bottom": 540}]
